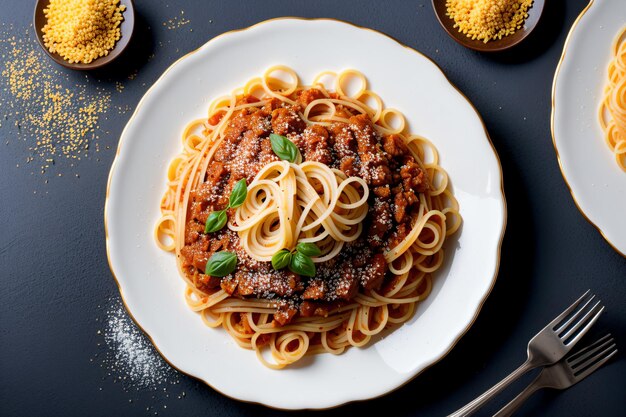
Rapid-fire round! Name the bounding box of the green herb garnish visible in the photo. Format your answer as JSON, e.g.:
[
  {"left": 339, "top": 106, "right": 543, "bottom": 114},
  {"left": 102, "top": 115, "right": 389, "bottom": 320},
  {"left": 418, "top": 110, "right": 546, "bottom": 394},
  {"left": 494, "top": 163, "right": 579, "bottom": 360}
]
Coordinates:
[
  {"left": 204, "top": 210, "right": 227, "bottom": 233},
  {"left": 269, "top": 133, "right": 300, "bottom": 163},
  {"left": 296, "top": 242, "right": 322, "bottom": 257},
  {"left": 271, "top": 242, "right": 320, "bottom": 277},
  {"left": 289, "top": 251, "right": 316, "bottom": 277},
  {"left": 229, "top": 178, "right": 248, "bottom": 208},
  {"left": 204, "top": 178, "right": 248, "bottom": 233},
  {"left": 205, "top": 251, "right": 237, "bottom": 277},
  {"left": 271, "top": 249, "right": 292, "bottom": 270}
]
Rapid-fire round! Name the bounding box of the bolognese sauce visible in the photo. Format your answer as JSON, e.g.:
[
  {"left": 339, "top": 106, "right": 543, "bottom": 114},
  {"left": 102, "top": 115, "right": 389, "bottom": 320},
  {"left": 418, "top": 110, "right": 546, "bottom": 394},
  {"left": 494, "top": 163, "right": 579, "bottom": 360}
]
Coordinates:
[{"left": 180, "top": 89, "right": 429, "bottom": 326}]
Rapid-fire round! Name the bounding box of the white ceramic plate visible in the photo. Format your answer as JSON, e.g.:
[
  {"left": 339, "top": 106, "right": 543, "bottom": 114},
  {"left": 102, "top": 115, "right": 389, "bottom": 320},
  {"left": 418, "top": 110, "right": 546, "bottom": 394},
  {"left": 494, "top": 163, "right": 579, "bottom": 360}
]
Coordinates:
[
  {"left": 552, "top": 0, "right": 626, "bottom": 257},
  {"left": 105, "top": 18, "right": 506, "bottom": 409}
]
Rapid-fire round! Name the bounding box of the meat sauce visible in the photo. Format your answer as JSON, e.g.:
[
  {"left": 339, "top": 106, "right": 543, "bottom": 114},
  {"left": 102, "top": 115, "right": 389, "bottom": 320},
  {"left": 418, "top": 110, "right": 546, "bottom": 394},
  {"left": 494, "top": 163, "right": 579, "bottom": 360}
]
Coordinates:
[{"left": 180, "top": 89, "right": 429, "bottom": 326}]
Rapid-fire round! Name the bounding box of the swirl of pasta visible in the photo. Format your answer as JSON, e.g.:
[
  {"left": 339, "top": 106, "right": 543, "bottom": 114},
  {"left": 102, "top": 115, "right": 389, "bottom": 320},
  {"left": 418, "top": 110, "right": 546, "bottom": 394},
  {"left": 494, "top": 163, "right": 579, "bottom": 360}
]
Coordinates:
[{"left": 229, "top": 160, "right": 369, "bottom": 262}]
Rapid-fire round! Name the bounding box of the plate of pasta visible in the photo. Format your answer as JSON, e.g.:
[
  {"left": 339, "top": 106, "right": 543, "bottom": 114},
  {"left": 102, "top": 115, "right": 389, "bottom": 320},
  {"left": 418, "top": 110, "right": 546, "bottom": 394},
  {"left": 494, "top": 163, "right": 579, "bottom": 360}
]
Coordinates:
[
  {"left": 105, "top": 18, "right": 506, "bottom": 409},
  {"left": 552, "top": 0, "right": 626, "bottom": 257}
]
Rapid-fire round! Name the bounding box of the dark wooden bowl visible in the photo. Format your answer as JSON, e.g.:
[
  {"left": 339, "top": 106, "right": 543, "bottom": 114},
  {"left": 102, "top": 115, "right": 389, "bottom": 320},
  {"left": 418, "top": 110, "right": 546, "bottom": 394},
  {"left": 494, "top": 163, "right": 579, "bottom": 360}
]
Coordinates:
[
  {"left": 432, "top": 0, "right": 545, "bottom": 52},
  {"left": 33, "top": 0, "right": 135, "bottom": 70}
]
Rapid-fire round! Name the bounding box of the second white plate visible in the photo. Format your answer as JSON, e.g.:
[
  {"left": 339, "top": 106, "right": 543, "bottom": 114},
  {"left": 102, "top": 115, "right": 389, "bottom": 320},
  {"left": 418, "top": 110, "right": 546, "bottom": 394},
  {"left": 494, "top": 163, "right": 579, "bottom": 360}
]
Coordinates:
[{"left": 552, "top": 0, "right": 626, "bottom": 256}]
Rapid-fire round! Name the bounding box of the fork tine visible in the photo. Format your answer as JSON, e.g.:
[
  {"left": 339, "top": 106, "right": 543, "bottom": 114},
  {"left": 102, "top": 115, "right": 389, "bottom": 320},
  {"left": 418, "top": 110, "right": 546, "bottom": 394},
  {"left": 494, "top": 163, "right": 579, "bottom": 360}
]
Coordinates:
[
  {"left": 571, "top": 345, "right": 617, "bottom": 380},
  {"left": 559, "top": 300, "right": 603, "bottom": 338},
  {"left": 548, "top": 290, "right": 592, "bottom": 331},
  {"left": 567, "top": 335, "right": 614, "bottom": 368},
  {"left": 562, "top": 304, "right": 605, "bottom": 346},
  {"left": 554, "top": 293, "right": 595, "bottom": 333}
]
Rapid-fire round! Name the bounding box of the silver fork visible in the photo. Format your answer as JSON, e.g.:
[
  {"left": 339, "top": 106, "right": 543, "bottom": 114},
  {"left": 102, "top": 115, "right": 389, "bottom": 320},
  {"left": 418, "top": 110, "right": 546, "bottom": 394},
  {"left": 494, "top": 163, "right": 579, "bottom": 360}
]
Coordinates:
[
  {"left": 448, "top": 290, "right": 604, "bottom": 417},
  {"left": 493, "top": 334, "right": 617, "bottom": 417}
]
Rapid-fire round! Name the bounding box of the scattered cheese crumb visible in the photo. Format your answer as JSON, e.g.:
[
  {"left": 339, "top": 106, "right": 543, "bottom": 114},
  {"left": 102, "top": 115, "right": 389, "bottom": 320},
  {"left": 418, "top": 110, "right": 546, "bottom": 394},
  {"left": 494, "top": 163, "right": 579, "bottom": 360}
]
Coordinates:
[
  {"left": 41, "top": 0, "right": 127, "bottom": 64},
  {"left": 164, "top": 11, "right": 190, "bottom": 30},
  {"left": 0, "top": 29, "right": 112, "bottom": 173},
  {"left": 446, "top": 0, "right": 534, "bottom": 43}
]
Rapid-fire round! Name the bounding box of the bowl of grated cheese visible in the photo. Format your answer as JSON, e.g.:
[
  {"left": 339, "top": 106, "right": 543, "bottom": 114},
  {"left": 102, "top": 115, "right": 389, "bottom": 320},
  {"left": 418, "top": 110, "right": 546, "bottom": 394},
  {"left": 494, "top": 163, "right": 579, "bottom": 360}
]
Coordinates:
[
  {"left": 432, "top": 0, "right": 545, "bottom": 52},
  {"left": 34, "top": 0, "right": 135, "bottom": 70}
]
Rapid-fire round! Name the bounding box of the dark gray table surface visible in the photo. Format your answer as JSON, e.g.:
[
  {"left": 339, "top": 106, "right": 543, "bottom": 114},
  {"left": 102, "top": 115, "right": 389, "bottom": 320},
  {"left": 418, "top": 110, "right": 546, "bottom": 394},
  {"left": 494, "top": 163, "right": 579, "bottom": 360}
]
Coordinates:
[{"left": 1, "top": 1, "right": 625, "bottom": 416}]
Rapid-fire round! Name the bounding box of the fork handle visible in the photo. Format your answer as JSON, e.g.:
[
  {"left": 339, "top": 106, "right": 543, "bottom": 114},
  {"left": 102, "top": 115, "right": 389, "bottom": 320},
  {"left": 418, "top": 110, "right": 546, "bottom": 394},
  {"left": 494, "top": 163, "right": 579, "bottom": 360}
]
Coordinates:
[
  {"left": 448, "top": 360, "right": 535, "bottom": 417},
  {"left": 492, "top": 375, "right": 546, "bottom": 417}
]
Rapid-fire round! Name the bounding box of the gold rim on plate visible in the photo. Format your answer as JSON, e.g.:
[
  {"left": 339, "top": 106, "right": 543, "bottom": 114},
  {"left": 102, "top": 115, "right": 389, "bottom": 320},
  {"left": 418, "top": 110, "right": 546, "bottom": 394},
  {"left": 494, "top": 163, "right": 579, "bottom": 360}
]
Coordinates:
[{"left": 104, "top": 17, "right": 508, "bottom": 409}]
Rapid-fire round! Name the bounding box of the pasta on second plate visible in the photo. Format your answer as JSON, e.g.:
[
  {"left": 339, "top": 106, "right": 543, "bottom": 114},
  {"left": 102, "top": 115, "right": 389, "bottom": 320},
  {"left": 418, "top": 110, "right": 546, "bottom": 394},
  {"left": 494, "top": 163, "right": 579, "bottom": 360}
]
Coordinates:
[{"left": 599, "top": 27, "right": 626, "bottom": 172}]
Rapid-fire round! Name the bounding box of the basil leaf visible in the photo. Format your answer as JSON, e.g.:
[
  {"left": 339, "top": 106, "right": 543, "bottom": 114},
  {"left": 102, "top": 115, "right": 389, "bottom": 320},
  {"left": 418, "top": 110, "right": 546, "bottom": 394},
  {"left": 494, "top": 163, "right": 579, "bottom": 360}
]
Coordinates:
[
  {"left": 270, "top": 133, "right": 300, "bottom": 163},
  {"left": 204, "top": 210, "right": 227, "bottom": 233},
  {"left": 288, "top": 251, "right": 316, "bottom": 277},
  {"left": 205, "top": 251, "right": 237, "bottom": 277},
  {"left": 296, "top": 242, "right": 322, "bottom": 257},
  {"left": 271, "top": 249, "right": 292, "bottom": 270},
  {"left": 229, "top": 178, "right": 248, "bottom": 208}
]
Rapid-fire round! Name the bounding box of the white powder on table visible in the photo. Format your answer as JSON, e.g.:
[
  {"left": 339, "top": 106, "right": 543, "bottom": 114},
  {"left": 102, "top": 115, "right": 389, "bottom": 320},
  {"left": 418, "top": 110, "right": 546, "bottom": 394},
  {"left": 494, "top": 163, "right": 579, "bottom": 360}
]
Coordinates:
[
  {"left": 93, "top": 298, "right": 190, "bottom": 414},
  {"left": 103, "top": 301, "right": 179, "bottom": 389},
  {"left": 94, "top": 298, "right": 182, "bottom": 393}
]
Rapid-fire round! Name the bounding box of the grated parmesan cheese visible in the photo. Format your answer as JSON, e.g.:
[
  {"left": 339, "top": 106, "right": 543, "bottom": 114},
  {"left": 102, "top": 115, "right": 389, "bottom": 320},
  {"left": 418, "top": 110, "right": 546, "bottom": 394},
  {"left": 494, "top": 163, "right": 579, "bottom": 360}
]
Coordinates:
[
  {"left": 446, "top": 0, "right": 534, "bottom": 43},
  {"left": 41, "top": 0, "right": 127, "bottom": 64}
]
